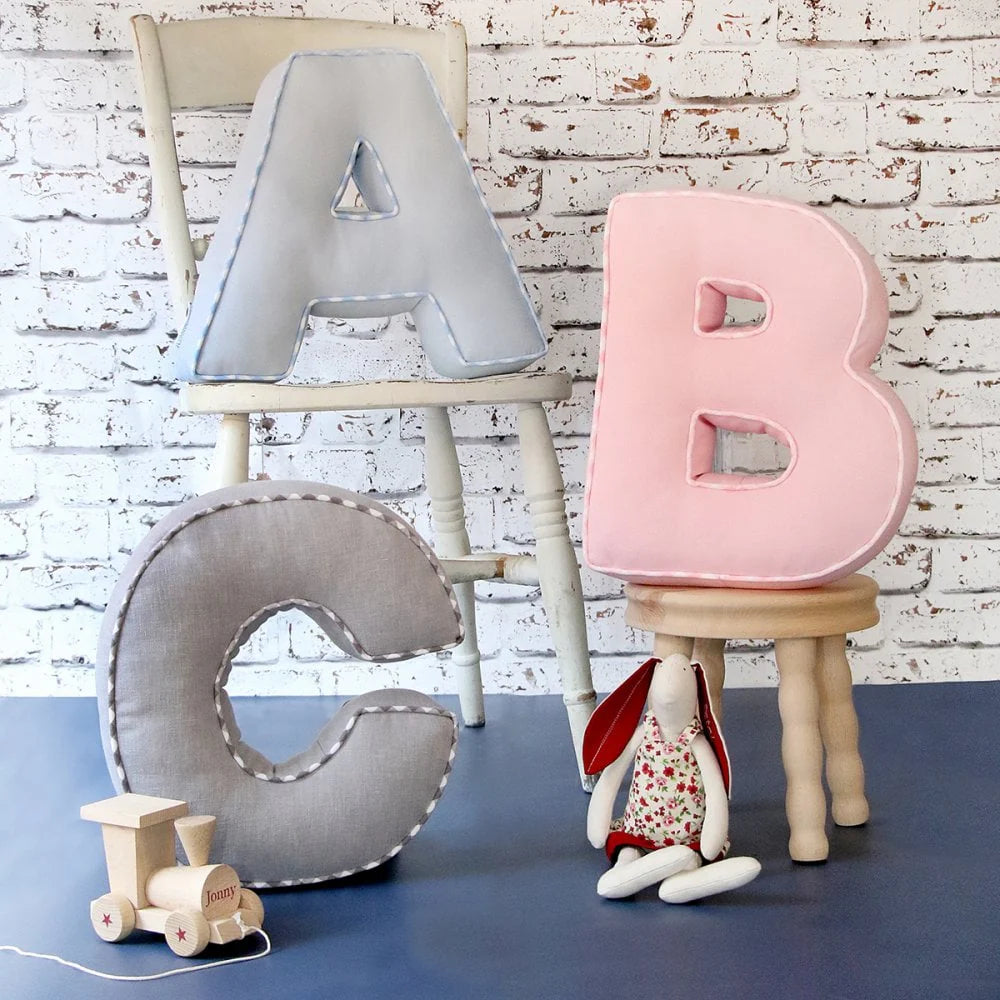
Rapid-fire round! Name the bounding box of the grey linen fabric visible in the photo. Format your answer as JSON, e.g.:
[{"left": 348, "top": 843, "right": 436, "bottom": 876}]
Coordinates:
[{"left": 96, "top": 481, "right": 462, "bottom": 886}]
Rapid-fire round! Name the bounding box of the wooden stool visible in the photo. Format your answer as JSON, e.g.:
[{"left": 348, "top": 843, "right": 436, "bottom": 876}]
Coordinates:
[{"left": 625, "top": 574, "right": 879, "bottom": 862}]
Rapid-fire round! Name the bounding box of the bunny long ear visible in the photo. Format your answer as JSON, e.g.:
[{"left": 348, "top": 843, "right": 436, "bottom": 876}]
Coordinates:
[
  {"left": 693, "top": 661, "right": 731, "bottom": 797},
  {"left": 582, "top": 657, "right": 658, "bottom": 775}
]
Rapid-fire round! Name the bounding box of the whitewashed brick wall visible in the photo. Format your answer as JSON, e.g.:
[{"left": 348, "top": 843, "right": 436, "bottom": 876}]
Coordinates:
[{"left": 1, "top": 0, "right": 999, "bottom": 698}]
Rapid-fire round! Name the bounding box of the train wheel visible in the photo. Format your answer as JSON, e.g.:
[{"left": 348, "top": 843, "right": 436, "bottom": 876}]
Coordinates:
[
  {"left": 90, "top": 893, "right": 135, "bottom": 943},
  {"left": 164, "top": 910, "right": 210, "bottom": 957},
  {"left": 237, "top": 889, "right": 264, "bottom": 929}
]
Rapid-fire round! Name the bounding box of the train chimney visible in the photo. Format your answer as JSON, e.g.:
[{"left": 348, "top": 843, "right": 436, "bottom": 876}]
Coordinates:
[{"left": 175, "top": 815, "right": 216, "bottom": 867}]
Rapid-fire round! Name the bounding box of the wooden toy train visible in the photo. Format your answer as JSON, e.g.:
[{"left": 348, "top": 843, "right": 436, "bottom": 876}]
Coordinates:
[{"left": 81, "top": 793, "right": 264, "bottom": 958}]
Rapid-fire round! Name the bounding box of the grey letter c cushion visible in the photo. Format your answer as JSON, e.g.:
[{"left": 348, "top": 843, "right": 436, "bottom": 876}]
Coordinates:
[{"left": 97, "top": 481, "right": 463, "bottom": 887}]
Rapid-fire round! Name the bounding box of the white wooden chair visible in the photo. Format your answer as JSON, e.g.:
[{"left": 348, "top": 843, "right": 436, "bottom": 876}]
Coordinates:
[{"left": 130, "top": 14, "right": 597, "bottom": 786}]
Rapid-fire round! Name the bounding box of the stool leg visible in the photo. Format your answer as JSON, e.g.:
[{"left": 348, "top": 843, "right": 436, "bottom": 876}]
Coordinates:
[
  {"left": 652, "top": 635, "right": 694, "bottom": 660},
  {"left": 774, "top": 637, "right": 828, "bottom": 863},
  {"left": 817, "top": 634, "right": 869, "bottom": 827},
  {"left": 693, "top": 637, "right": 726, "bottom": 726}
]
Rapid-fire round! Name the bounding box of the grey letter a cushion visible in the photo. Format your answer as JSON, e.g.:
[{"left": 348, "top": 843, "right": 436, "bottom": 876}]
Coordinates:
[{"left": 97, "top": 481, "right": 463, "bottom": 886}]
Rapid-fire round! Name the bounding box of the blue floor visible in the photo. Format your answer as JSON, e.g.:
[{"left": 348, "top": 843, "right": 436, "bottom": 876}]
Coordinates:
[{"left": 1, "top": 684, "right": 998, "bottom": 999}]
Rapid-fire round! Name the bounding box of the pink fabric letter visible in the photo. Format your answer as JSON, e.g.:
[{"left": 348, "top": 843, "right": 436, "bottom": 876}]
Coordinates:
[{"left": 584, "top": 191, "right": 917, "bottom": 589}]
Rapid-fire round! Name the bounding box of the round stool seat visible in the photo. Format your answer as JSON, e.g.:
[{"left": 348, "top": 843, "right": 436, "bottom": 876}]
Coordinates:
[{"left": 625, "top": 574, "right": 879, "bottom": 640}]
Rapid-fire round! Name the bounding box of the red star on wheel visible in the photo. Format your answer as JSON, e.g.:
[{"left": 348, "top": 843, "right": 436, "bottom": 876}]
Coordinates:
[
  {"left": 101, "top": 913, "right": 112, "bottom": 927},
  {"left": 176, "top": 927, "right": 187, "bottom": 942}
]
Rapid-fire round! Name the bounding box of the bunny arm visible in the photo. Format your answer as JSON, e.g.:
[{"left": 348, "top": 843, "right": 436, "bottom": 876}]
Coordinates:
[
  {"left": 586, "top": 727, "right": 644, "bottom": 849},
  {"left": 691, "top": 732, "right": 728, "bottom": 861}
]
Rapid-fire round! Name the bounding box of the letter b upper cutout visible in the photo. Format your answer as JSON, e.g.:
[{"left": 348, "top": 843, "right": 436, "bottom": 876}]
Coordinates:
[
  {"left": 178, "top": 51, "right": 546, "bottom": 382},
  {"left": 584, "top": 191, "right": 917, "bottom": 589}
]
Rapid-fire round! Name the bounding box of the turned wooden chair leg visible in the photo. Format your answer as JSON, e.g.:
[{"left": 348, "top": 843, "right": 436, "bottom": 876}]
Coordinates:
[
  {"left": 424, "top": 406, "right": 485, "bottom": 728},
  {"left": 817, "top": 634, "right": 869, "bottom": 827},
  {"left": 517, "top": 402, "right": 596, "bottom": 788},
  {"left": 693, "top": 637, "right": 727, "bottom": 726},
  {"left": 652, "top": 634, "right": 695, "bottom": 660},
  {"left": 210, "top": 413, "right": 250, "bottom": 490},
  {"left": 774, "top": 637, "right": 829, "bottom": 863}
]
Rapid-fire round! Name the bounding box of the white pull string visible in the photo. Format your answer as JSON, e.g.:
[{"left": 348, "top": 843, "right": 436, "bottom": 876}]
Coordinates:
[{"left": 0, "top": 925, "right": 270, "bottom": 982}]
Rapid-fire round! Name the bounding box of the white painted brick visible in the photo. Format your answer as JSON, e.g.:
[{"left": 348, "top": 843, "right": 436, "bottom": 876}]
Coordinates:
[
  {"left": 35, "top": 340, "right": 115, "bottom": 390},
  {"left": 396, "top": 0, "right": 538, "bottom": 46},
  {"left": 41, "top": 507, "right": 111, "bottom": 561},
  {"left": 869, "top": 540, "right": 931, "bottom": 594},
  {"left": 660, "top": 105, "right": 787, "bottom": 155},
  {"left": 696, "top": 0, "right": 774, "bottom": 45},
  {"left": 885, "top": 48, "right": 972, "bottom": 98},
  {"left": 595, "top": 48, "right": 662, "bottom": 104},
  {"left": 770, "top": 156, "right": 919, "bottom": 207},
  {"left": 313, "top": 410, "right": 395, "bottom": 446},
  {"left": 37, "top": 220, "right": 107, "bottom": 278},
  {"left": 47, "top": 608, "right": 102, "bottom": 666},
  {"left": 887, "top": 207, "right": 1000, "bottom": 260},
  {"left": 494, "top": 107, "right": 652, "bottom": 159},
  {"left": 778, "top": 0, "right": 916, "bottom": 42},
  {"left": 0, "top": 169, "right": 150, "bottom": 222},
  {"left": 0, "top": 512, "right": 29, "bottom": 558},
  {"left": 0, "top": 220, "right": 30, "bottom": 275},
  {"left": 118, "top": 453, "right": 209, "bottom": 505},
  {"left": 0, "top": 60, "right": 25, "bottom": 107},
  {"left": 545, "top": 326, "right": 600, "bottom": 381},
  {"left": 473, "top": 163, "right": 542, "bottom": 216},
  {"left": 160, "top": 408, "right": 218, "bottom": 448},
  {"left": 39, "top": 455, "right": 117, "bottom": 505},
  {"left": 0, "top": 118, "right": 15, "bottom": 163},
  {"left": 0, "top": 2, "right": 129, "bottom": 53},
  {"left": 16, "top": 562, "right": 116, "bottom": 611},
  {"left": 294, "top": 318, "right": 424, "bottom": 382},
  {"left": 468, "top": 52, "right": 502, "bottom": 106},
  {"left": 113, "top": 225, "right": 167, "bottom": 279},
  {"left": 927, "top": 263, "right": 1000, "bottom": 315},
  {"left": 454, "top": 444, "right": 515, "bottom": 495},
  {"left": 503, "top": 52, "right": 594, "bottom": 105},
  {"left": 887, "top": 319, "right": 1000, "bottom": 373},
  {"left": 112, "top": 506, "right": 162, "bottom": 556},
  {"left": 31, "top": 59, "right": 109, "bottom": 110},
  {"left": 545, "top": 271, "right": 604, "bottom": 326},
  {"left": 974, "top": 42, "right": 1000, "bottom": 95},
  {"left": 895, "top": 594, "right": 1000, "bottom": 646},
  {"left": 878, "top": 101, "right": 1000, "bottom": 151},
  {"left": 986, "top": 428, "right": 1000, "bottom": 481},
  {"left": 543, "top": 0, "right": 694, "bottom": 46},
  {"left": 544, "top": 158, "right": 768, "bottom": 215},
  {"left": 0, "top": 610, "right": 41, "bottom": 662},
  {"left": 465, "top": 108, "right": 490, "bottom": 164},
  {"left": 117, "top": 338, "right": 175, "bottom": 387},
  {"left": 901, "top": 488, "right": 1000, "bottom": 536},
  {"left": 260, "top": 447, "right": 369, "bottom": 494},
  {"left": 801, "top": 103, "right": 868, "bottom": 156},
  {"left": 916, "top": 430, "right": 983, "bottom": 484},
  {"left": 670, "top": 49, "right": 796, "bottom": 99},
  {"left": 250, "top": 413, "right": 309, "bottom": 447},
  {"left": 0, "top": 338, "right": 36, "bottom": 391},
  {"left": 0, "top": 457, "right": 37, "bottom": 504},
  {"left": 923, "top": 154, "right": 1000, "bottom": 205},
  {"left": 801, "top": 50, "right": 880, "bottom": 100},
  {"left": 500, "top": 216, "right": 604, "bottom": 271},
  {"left": 7, "top": 282, "right": 154, "bottom": 332},
  {"left": 920, "top": 1, "right": 1000, "bottom": 41},
  {"left": 883, "top": 267, "right": 922, "bottom": 314},
  {"left": 934, "top": 540, "right": 1000, "bottom": 592},
  {"left": 10, "top": 397, "right": 158, "bottom": 449},
  {"left": 928, "top": 376, "right": 1000, "bottom": 427},
  {"left": 107, "top": 61, "right": 141, "bottom": 111},
  {"left": 176, "top": 168, "right": 233, "bottom": 223}
]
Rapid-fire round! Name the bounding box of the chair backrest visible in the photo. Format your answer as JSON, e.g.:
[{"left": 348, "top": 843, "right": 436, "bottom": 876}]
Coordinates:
[{"left": 130, "top": 14, "right": 468, "bottom": 322}]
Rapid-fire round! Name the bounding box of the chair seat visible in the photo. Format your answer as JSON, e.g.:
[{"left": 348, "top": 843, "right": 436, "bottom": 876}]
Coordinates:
[
  {"left": 180, "top": 372, "right": 572, "bottom": 413},
  {"left": 625, "top": 574, "right": 879, "bottom": 640}
]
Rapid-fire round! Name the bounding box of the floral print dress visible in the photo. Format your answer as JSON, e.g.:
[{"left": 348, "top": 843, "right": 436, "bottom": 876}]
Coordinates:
[{"left": 605, "top": 711, "right": 725, "bottom": 862}]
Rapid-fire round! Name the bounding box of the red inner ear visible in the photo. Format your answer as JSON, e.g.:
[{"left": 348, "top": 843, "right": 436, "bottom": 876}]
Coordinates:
[
  {"left": 693, "top": 662, "right": 731, "bottom": 796},
  {"left": 582, "top": 658, "right": 658, "bottom": 775}
]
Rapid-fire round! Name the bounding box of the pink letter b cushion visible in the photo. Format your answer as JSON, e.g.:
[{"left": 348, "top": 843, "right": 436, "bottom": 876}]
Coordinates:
[{"left": 584, "top": 191, "right": 917, "bottom": 589}]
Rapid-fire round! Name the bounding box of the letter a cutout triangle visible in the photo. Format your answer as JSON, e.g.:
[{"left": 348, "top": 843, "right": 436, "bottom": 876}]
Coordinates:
[{"left": 330, "top": 137, "right": 399, "bottom": 220}]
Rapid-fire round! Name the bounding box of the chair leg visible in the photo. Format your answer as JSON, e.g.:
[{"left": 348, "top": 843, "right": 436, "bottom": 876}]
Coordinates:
[
  {"left": 424, "top": 406, "right": 485, "bottom": 728},
  {"left": 693, "top": 637, "right": 727, "bottom": 727},
  {"left": 652, "top": 635, "right": 694, "bottom": 659},
  {"left": 774, "top": 637, "right": 828, "bottom": 863},
  {"left": 517, "top": 402, "right": 596, "bottom": 790},
  {"left": 817, "top": 634, "right": 869, "bottom": 827},
  {"left": 210, "top": 413, "right": 250, "bottom": 490}
]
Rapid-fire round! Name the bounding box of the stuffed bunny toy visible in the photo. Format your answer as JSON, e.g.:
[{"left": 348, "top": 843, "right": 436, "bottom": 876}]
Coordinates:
[{"left": 584, "top": 653, "right": 761, "bottom": 903}]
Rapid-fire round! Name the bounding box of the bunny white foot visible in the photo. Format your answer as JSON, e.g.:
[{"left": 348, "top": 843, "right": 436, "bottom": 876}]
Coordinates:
[
  {"left": 658, "top": 856, "right": 761, "bottom": 904},
  {"left": 597, "top": 846, "right": 700, "bottom": 899}
]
